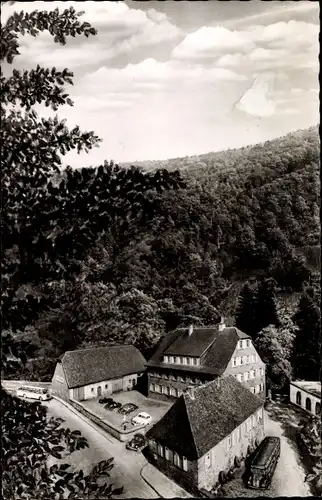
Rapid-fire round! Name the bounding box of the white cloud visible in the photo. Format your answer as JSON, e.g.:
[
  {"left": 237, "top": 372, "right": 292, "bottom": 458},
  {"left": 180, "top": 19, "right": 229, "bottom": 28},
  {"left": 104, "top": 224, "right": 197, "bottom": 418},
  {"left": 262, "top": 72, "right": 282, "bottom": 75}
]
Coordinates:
[
  {"left": 235, "top": 75, "right": 276, "bottom": 117},
  {"left": 3, "top": 1, "right": 182, "bottom": 68},
  {"left": 172, "top": 26, "right": 255, "bottom": 61}
]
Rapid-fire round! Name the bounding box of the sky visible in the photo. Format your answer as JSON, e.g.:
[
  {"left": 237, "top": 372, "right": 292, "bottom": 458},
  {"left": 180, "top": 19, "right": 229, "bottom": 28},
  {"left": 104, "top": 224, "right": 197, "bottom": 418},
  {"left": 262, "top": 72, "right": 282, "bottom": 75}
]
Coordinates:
[{"left": 2, "top": 0, "right": 320, "bottom": 167}]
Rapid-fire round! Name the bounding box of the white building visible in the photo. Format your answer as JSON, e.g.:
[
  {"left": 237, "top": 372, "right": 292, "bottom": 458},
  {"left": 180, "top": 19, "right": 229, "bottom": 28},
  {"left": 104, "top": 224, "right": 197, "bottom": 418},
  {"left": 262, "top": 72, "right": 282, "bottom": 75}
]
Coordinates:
[
  {"left": 289, "top": 380, "right": 321, "bottom": 416},
  {"left": 51, "top": 345, "right": 146, "bottom": 401}
]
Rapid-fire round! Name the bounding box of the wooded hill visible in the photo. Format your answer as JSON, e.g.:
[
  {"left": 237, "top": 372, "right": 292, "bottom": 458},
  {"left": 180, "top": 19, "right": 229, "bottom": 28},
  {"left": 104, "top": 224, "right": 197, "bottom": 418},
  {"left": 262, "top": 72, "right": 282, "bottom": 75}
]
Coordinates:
[{"left": 3, "top": 123, "right": 320, "bottom": 388}]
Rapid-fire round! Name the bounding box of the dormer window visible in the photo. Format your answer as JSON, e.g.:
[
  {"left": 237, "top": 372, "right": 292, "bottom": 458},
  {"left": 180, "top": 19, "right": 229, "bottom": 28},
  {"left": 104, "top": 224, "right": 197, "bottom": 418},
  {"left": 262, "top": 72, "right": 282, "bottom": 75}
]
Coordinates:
[
  {"left": 173, "top": 356, "right": 177, "bottom": 364},
  {"left": 187, "top": 358, "right": 191, "bottom": 365},
  {"left": 169, "top": 356, "right": 174, "bottom": 364},
  {"left": 164, "top": 356, "right": 169, "bottom": 363}
]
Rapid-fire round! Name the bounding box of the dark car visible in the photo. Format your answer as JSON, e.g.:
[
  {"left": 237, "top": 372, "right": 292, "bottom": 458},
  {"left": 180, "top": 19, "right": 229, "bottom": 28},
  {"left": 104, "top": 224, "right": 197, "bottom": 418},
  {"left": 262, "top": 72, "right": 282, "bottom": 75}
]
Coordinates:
[
  {"left": 99, "top": 397, "right": 113, "bottom": 405},
  {"left": 118, "top": 403, "right": 139, "bottom": 415},
  {"left": 125, "top": 433, "right": 147, "bottom": 452},
  {"left": 104, "top": 400, "right": 116, "bottom": 410}
]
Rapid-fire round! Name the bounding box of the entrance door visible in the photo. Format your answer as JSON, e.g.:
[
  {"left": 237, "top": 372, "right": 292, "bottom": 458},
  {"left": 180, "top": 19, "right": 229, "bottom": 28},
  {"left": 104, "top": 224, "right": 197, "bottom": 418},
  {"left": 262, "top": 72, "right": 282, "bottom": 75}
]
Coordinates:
[{"left": 97, "top": 386, "right": 102, "bottom": 397}]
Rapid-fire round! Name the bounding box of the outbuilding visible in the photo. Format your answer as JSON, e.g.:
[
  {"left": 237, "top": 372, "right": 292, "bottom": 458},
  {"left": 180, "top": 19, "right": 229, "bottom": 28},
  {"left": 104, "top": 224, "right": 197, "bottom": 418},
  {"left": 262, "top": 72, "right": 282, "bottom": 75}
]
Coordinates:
[
  {"left": 289, "top": 380, "right": 321, "bottom": 416},
  {"left": 51, "top": 345, "right": 146, "bottom": 401}
]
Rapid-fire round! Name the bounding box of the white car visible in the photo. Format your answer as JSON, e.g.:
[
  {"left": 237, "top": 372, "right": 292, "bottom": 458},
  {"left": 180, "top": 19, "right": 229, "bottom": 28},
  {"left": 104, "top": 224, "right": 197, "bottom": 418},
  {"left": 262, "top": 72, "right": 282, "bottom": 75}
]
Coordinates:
[{"left": 131, "top": 412, "right": 152, "bottom": 426}]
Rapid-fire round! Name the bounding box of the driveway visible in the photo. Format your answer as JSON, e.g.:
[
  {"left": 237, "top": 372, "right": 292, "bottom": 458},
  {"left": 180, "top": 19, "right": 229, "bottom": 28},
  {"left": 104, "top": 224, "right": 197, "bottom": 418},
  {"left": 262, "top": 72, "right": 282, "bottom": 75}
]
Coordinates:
[
  {"left": 223, "top": 409, "right": 311, "bottom": 497},
  {"left": 45, "top": 398, "right": 158, "bottom": 499}
]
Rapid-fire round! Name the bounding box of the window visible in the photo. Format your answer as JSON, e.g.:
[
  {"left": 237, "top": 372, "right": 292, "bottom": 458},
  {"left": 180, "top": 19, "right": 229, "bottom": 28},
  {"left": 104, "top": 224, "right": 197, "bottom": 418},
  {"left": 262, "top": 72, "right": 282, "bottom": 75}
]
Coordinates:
[
  {"left": 105, "top": 384, "right": 108, "bottom": 389},
  {"left": 247, "top": 355, "right": 250, "bottom": 364},
  {"left": 240, "top": 356, "right": 244, "bottom": 365},
  {"left": 165, "top": 447, "right": 170, "bottom": 460},
  {"left": 244, "top": 372, "right": 249, "bottom": 381},
  {"left": 260, "top": 367, "right": 264, "bottom": 376},
  {"left": 246, "top": 339, "right": 250, "bottom": 348},
  {"left": 164, "top": 356, "right": 169, "bottom": 363},
  {"left": 91, "top": 388, "right": 95, "bottom": 393},
  {"left": 174, "top": 453, "right": 183, "bottom": 468},
  {"left": 195, "top": 358, "right": 200, "bottom": 366},
  {"left": 205, "top": 453, "right": 211, "bottom": 467},
  {"left": 157, "top": 444, "right": 164, "bottom": 457},
  {"left": 251, "top": 386, "right": 255, "bottom": 394},
  {"left": 227, "top": 436, "right": 232, "bottom": 449},
  {"left": 149, "top": 383, "right": 155, "bottom": 392},
  {"left": 238, "top": 340, "right": 243, "bottom": 349},
  {"left": 237, "top": 373, "right": 242, "bottom": 382},
  {"left": 255, "top": 385, "right": 259, "bottom": 394},
  {"left": 183, "top": 457, "right": 188, "bottom": 471},
  {"left": 180, "top": 357, "right": 184, "bottom": 364},
  {"left": 170, "top": 387, "right": 176, "bottom": 397},
  {"left": 193, "top": 358, "right": 197, "bottom": 365},
  {"left": 296, "top": 391, "right": 302, "bottom": 406},
  {"left": 173, "top": 356, "right": 177, "bottom": 364},
  {"left": 232, "top": 357, "right": 237, "bottom": 367},
  {"left": 182, "top": 357, "right": 187, "bottom": 365},
  {"left": 169, "top": 356, "right": 174, "bottom": 364},
  {"left": 155, "top": 384, "right": 161, "bottom": 393},
  {"left": 187, "top": 358, "right": 191, "bottom": 365}
]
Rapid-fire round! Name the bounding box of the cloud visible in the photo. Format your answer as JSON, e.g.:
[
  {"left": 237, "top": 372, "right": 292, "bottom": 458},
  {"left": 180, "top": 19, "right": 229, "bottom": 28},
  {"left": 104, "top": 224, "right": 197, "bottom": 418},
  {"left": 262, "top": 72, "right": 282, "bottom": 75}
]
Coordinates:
[
  {"left": 172, "top": 26, "right": 255, "bottom": 60},
  {"left": 235, "top": 75, "right": 276, "bottom": 117},
  {"left": 3, "top": 1, "right": 182, "bottom": 69}
]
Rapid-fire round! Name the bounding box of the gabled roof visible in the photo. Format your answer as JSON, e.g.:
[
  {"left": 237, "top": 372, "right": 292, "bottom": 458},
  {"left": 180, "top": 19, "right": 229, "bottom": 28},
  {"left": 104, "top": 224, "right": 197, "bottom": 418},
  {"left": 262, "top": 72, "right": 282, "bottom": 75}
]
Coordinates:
[
  {"left": 146, "top": 375, "right": 263, "bottom": 461},
  {"left": 60, "top": 345, "right": 146, "bottom": 389},
  {"left": 147, "top": 324, "right": 250, "bottom": 376}
]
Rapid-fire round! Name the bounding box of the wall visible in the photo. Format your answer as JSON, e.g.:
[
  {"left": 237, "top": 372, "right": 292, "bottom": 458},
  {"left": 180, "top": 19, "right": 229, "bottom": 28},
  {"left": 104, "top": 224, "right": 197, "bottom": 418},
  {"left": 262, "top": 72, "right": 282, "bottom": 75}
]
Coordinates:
[
  {"left": 82, "top": 373, "right": 139, "bottom": 400},
  {"left": 69, "top": 398, "right": 146, "bottom": 441},
  {"left": 197, "top": 408, "right": 265, "bottom": 491},
  {"left": 147, "top": 371, "right": 214, "bottom": 401},
  {"left": 51, "top": 362, "right": 69, "bottom": 400},
  {"left": 144, "top": 443, "right": 199, "bottom": 496},
  {"left": 290, "top": 384, "right": 321, "bottom": 416},
  {"left": 223, "top": 340, "right": 266, "bottom": 399}
]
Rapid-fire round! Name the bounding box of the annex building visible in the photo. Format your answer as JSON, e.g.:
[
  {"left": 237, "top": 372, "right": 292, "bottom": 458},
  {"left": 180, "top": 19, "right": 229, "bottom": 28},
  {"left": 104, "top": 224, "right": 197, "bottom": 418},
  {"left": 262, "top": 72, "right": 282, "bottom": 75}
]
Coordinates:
[
  {"left": 146, "top": 318, "right": 265, "bottom": 401},
  {"left": 145, "top": 375, "right": 265, "bottom": 493},
  {"left": 51, "top": 345, "right": 146, "bottom": 401},
  {"left": 290, "top": 380, "right": 321, "bottom": 416}
]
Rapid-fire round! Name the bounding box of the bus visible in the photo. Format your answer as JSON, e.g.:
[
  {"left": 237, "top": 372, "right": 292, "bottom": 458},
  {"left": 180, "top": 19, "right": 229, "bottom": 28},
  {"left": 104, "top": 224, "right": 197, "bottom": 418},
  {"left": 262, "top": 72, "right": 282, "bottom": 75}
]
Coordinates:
[
  {"left": 245, "top": 436, "right": 280, "bottom": 489},
  {"left": 17, "top": 386, "right": 51, "bottom": 401}
]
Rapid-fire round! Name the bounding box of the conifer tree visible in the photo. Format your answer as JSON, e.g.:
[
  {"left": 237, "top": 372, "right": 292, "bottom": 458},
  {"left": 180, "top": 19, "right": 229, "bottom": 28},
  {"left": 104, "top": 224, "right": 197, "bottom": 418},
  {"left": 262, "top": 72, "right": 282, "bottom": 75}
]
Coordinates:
[
  {"left": 235, "top": 282, "right": 257, "bottom": 338},
  {"left": 254, "top": 279, "right": 280, "bottom": 335},
  {"left": 292, "top": 290, "right": 321, "bottom": 380}
]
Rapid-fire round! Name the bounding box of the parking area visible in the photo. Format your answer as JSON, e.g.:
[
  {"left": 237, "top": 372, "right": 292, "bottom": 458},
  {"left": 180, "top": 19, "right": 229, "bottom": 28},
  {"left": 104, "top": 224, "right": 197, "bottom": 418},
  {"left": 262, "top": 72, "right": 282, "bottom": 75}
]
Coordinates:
[{"left": 80, "top": 390, "right": 172, "bottom": 431}]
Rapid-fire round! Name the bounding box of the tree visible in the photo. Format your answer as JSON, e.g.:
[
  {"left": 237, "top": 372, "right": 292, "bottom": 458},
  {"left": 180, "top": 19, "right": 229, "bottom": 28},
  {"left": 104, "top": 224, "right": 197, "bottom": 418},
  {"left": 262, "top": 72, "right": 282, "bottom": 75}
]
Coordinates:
[
  {"left": 2, "top": 388, "right": 124, "bottom": 499},
  {"left": 253, "top": 279, "right": 280, "bottom": 336},
  {"left": 292, "top": 289, "right": 321, "bottom": 380},
  {"left": 235, "top": 283, "right": 257, "bottom": 337}
]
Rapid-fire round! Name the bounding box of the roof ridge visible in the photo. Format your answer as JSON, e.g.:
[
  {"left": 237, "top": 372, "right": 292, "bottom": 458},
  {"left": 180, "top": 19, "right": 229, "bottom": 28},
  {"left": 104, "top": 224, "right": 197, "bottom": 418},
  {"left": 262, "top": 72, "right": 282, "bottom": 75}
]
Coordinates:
[
  {"left": 64, "top": 344, "right": 134, "bottom": 355},
  {"left": 182, "top": 394, "right": 199, "bottom": 457}
]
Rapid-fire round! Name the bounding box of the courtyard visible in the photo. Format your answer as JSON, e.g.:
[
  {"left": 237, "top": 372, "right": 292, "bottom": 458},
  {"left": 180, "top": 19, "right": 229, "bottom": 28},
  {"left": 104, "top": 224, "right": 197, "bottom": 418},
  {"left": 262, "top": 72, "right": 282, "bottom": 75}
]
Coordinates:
[{"left": 79, "top": 390, "right": 172, "bottom": 432}]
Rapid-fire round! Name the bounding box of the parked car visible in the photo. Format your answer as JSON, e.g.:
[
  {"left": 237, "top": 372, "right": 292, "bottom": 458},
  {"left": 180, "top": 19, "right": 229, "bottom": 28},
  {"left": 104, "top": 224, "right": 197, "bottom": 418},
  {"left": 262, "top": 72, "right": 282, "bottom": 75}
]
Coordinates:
[
  {"left": 104, "top": 401, "right": 116, "bottom": 410},
  {"left": 99, "top": 397, "right": 113, "bottom": 405},
  {"left": 118, "top": 403, "right": 139, "bottom": 415},
  {"left": 131, "top": 412, "right": 152, "bottom": 426},
  {"left": 126, "top": 433, "right": 147, "bottom": 452}
]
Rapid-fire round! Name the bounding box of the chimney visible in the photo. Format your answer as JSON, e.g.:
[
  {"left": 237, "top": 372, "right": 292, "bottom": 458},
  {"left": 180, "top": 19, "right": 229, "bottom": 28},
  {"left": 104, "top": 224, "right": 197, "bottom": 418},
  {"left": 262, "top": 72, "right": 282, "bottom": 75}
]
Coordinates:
[
  {"left": 188, "top": 324, "right": 193, "bottom": 336},
  {"left": 218, "top": 316, "right": 226, "bottom": 332},
  {"left": 186, "top": 386, "right": 195, "bottom": 400}
]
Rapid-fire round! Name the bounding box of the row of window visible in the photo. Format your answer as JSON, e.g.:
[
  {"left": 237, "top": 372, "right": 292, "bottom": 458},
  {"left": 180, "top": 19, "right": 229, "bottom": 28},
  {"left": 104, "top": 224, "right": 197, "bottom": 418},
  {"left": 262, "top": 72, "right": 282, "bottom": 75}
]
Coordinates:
[
  {"left": 227, "top": 408, "right": 263, "bottom": 449},
  {"left": 232, "top": 354, "right": 259, "bottom": 367},
  {"left": 150, "top": 384, "right": 184, "bottom": 397},
  {"left": 153, "top": 442, "right": 188, "bottom": 471},
  {"left": 237, "top": 339, "right": 251, "bottom": 349},
  {"left": 163, "top": 355, "right": 200, "bottom": 366},
  {"left": 233, "top": 368, "right": 264, "bottom": 381},
  {"left": 150, "top": 371, "right": 204, "bottom": 385}
]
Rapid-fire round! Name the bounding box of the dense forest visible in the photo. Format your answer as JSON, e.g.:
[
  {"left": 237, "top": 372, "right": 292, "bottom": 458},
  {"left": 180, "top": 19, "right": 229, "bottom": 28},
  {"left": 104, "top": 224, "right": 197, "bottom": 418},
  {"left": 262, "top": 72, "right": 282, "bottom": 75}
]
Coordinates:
[{"left": 1, "top": 5, "right": 320, "bottom": 499}]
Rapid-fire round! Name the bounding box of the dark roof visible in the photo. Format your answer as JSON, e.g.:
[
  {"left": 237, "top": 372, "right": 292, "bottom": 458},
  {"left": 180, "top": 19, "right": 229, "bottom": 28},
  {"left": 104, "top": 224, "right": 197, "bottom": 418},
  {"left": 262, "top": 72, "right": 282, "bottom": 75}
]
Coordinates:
[
  {"left": 60, "top": 345, "right": 146, "bottom": 389},
  {"left": 164, "top": 328, "right": 217, "bottom": 357},
  {"left": 147, "top": 325, "right": 250, "bottom": 376},
  {"left": 146, "top": 375, "right": 263, "bottom": 461}
]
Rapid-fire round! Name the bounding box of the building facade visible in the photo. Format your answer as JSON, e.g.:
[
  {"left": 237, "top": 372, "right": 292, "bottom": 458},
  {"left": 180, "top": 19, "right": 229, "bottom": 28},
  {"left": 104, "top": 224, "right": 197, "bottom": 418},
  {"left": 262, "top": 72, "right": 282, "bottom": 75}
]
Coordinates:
[
  {"left": 290, "top": 380, "right": 321, "bottom": 416},
  {"left": 146, "top": 319, "right": 265, "bottom": 401},
  {"left": 51, "top": 345, "right": 146, "bottom": 401},
  {"left": 145, "top": 376, "right": 265, "bottom": 494}
]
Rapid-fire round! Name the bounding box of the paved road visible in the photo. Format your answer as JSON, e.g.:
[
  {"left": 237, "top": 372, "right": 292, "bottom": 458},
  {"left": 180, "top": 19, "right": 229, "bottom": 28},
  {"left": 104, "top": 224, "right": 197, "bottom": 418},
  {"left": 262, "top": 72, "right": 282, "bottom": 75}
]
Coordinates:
[
  {"left": 265, "top": 412, "right": 311, "bottom": 497},
  {"left": 46, "top": 398, "right": 158, "bottom": 499}
]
